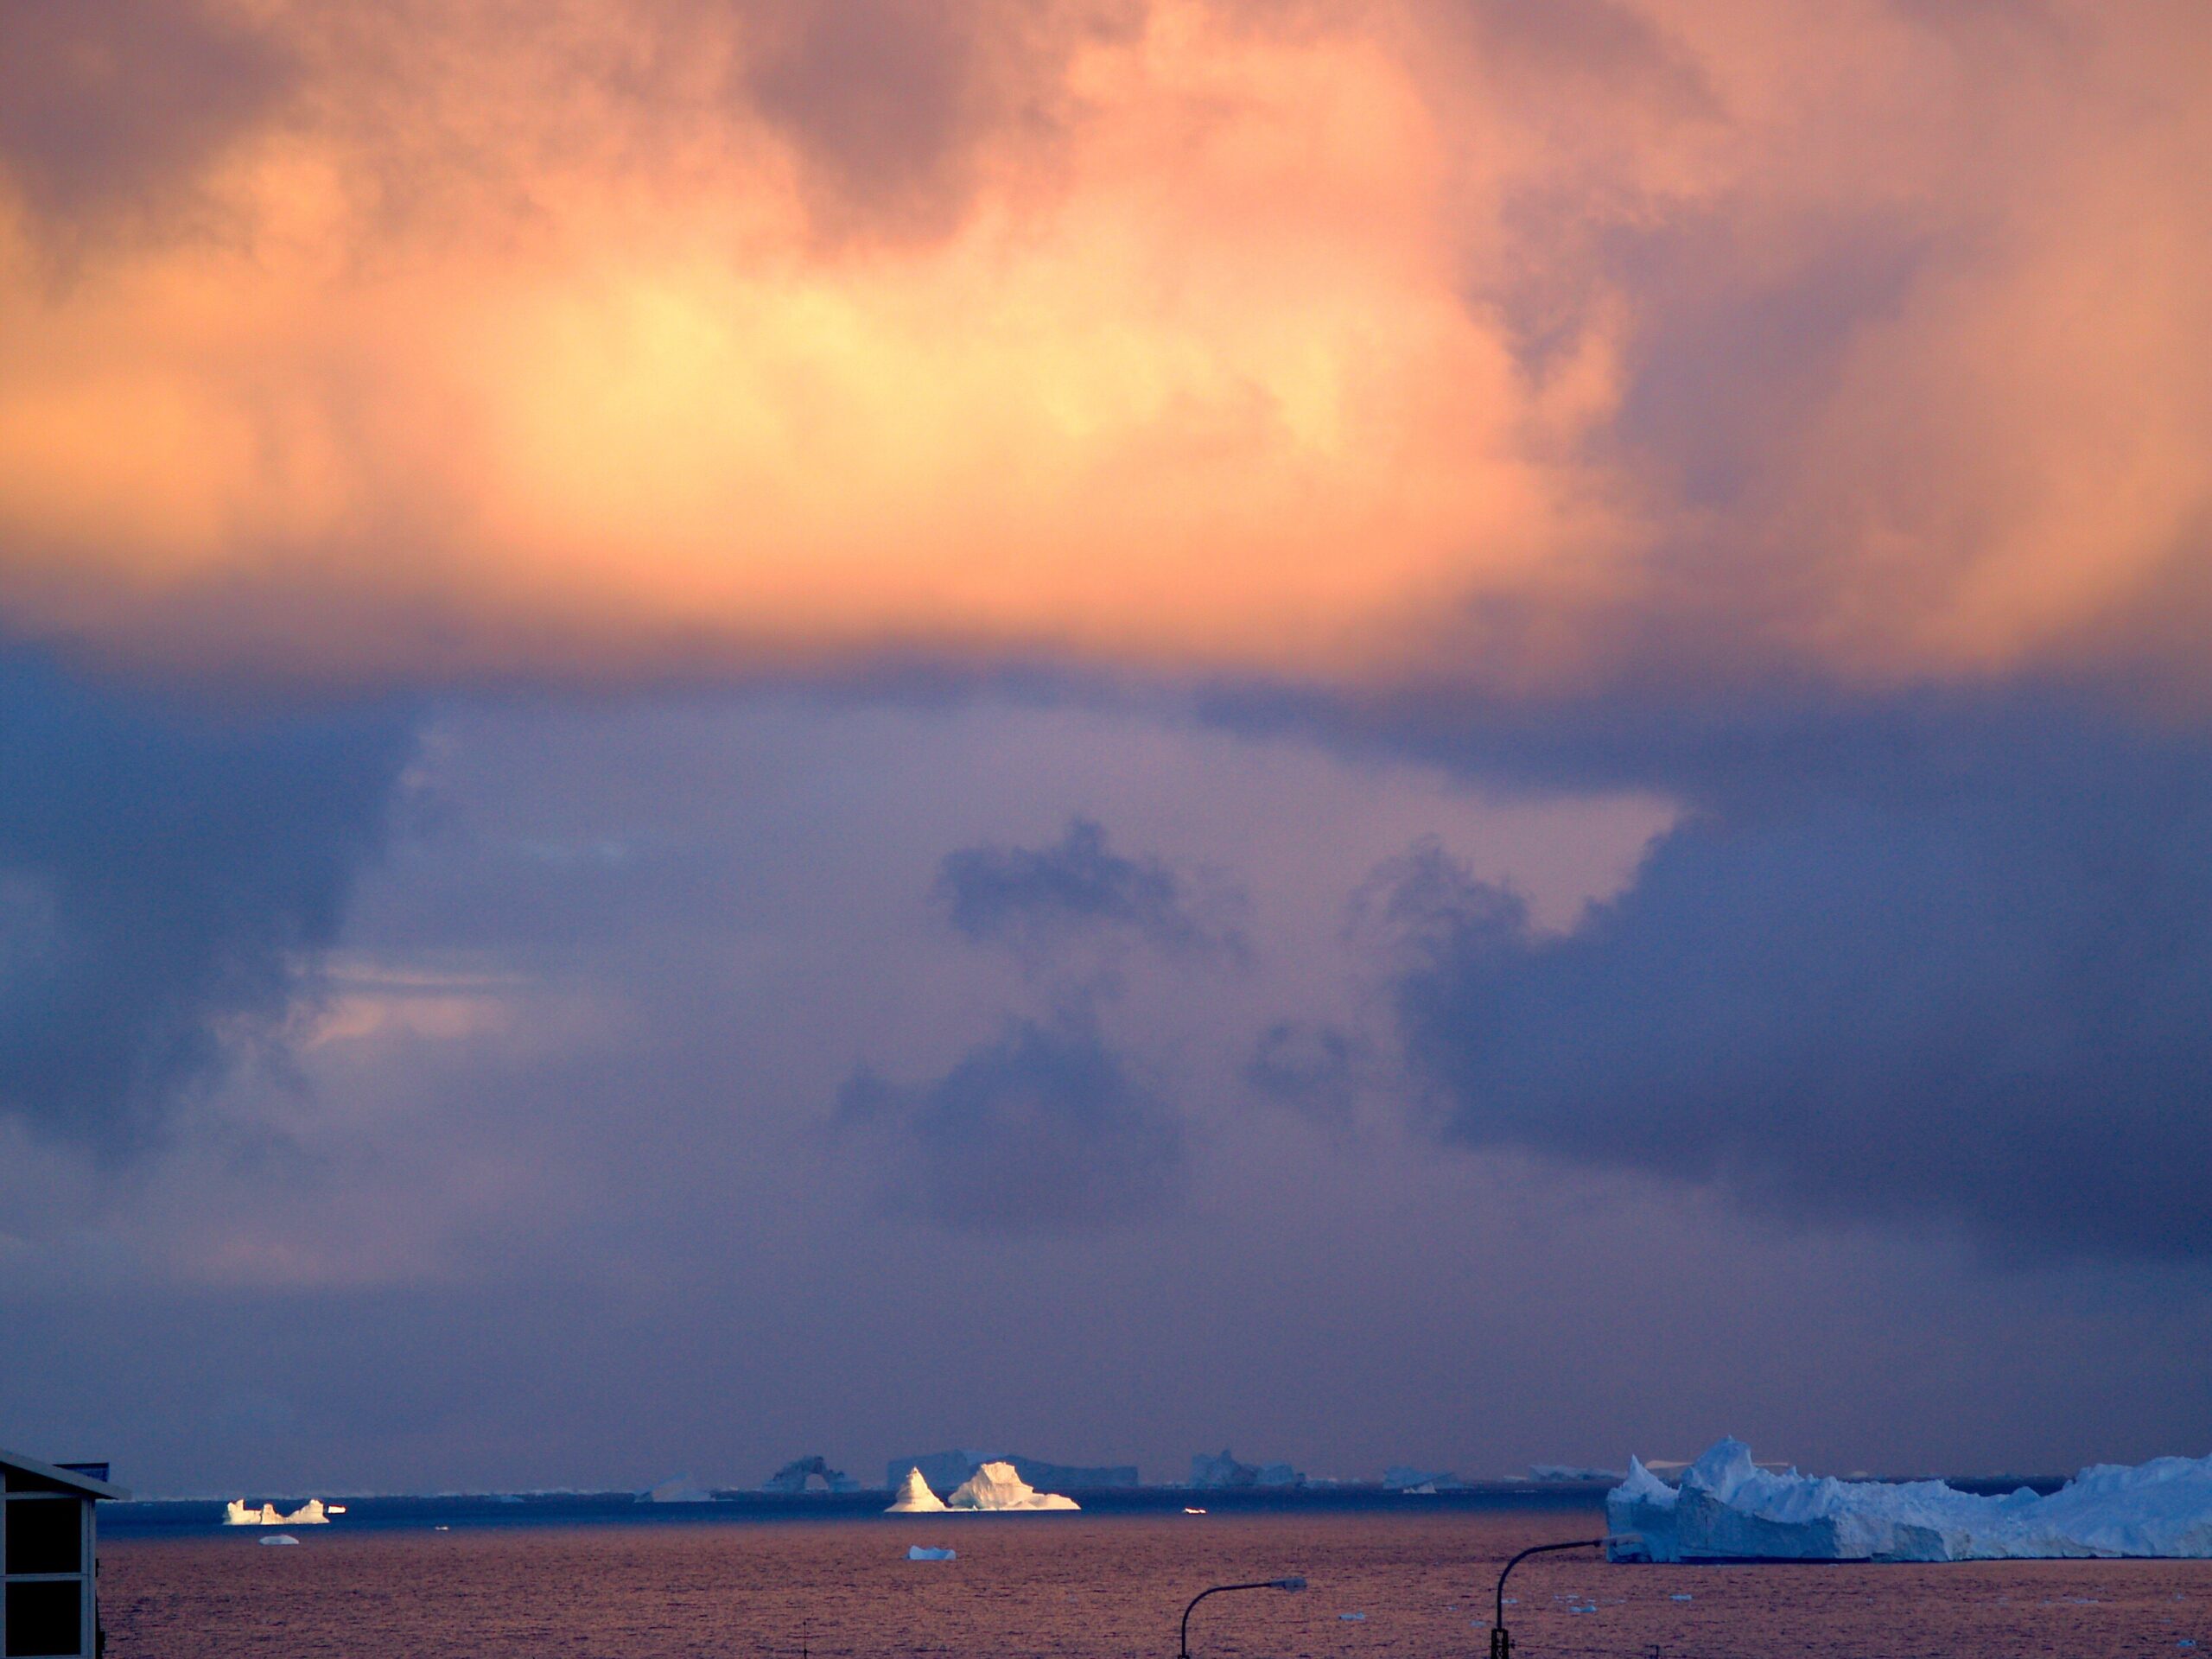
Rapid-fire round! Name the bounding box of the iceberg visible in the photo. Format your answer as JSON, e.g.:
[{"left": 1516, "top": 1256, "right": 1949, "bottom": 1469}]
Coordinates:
[
  {"left": 226, "top": 1499, "right": 330, "bottom": 1526},
  {"left": 1190, "top": 1449, "right": 1306, "bottom": 1490},
  {"left": 1609, "top": 1438, "right": 2212, "bottom": 1562},
  {"left": 257, "top": 1534, "right": 301, "bottom": 1546},
  {"left": 906, "top": 1545, "right": 957, "bottom": 1560},
  {"left": 1531, "top": 1464, "right": 1626, "bottom": 1484},
  {"left": 1384, "top": 1465, "right": 1465, "bottom": 1492},
  {"left": 945, "top": 1460, "right": 1079, "bottom": 1511},
  {"left": 887, "top": 1466, "right": 949, "bottom": 1513},
  {"left": 763, "top": 1455, "right": 860, "bottom": 1495},
  {"left": 886, "top": 1452, "right": 1135, "bottom": 1494}
]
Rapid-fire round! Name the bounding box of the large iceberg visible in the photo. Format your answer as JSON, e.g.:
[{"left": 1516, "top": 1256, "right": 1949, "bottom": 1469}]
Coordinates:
[
  {"left": 1609, "top": 1438, "right": 2212, "bottom": 1562},
  {"left": 886, "top": 1467, "right": 949, "bottom": 1513},
  {"left": 945, "top": 1460, "right": 1079, "bottom": 1511},
  {"left": 226, "top": 1499, "right": 330, "bottom": 1526}
]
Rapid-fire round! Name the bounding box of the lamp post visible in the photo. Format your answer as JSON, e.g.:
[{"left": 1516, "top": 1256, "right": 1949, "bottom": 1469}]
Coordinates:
[
  {"left": 1179, "top": 1577, "right": 1306, "bottom": 1658},
  {"left": 1487, "top": 1535, "right": 1639, "bottom": 1659}
]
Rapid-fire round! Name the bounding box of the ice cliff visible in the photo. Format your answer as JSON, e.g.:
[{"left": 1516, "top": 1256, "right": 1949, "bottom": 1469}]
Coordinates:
[
  {"left": 886, "top": 1467, "right": 949, "bottom": 1513},
  {"left": 1609, "top": 1438, "right": 2212, "bottom": 1561},
  {"left": 946, "top": 1460, "right": 1079, "bottom": 1510}
]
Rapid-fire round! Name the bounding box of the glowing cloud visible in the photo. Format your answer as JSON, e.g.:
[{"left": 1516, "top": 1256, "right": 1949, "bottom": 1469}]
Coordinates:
[{"left": 0, "top": 0, "right": 2205, "bottom": 693}]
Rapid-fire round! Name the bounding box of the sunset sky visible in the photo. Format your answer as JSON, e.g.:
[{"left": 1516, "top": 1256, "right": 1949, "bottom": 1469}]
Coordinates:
[{"left": 4, "top": 0, "right": 2210, "bottom": 1495}]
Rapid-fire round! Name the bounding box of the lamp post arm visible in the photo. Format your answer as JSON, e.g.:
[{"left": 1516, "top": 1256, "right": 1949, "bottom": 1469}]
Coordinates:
[
  {"left": 1491, "top": 1538, "right": 1607, "bottom": 1646},
  {"left": 1179, "top": 1582, "right": 1291, "bottom": 1658}
]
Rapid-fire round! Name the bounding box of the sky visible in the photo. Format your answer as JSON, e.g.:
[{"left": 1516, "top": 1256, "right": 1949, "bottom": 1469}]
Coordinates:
[{"left": 2, "top": 0, "right": 2209, "bottom": 1496}]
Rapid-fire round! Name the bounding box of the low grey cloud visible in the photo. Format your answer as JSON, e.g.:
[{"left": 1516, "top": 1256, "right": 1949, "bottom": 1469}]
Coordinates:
[
  {"left": 1353, "top": 696, "right": 2212, "bottom": 1262},
  {"left": 0, "top": 648, "right": 412, "bottom": 1152},
  {"left": 935, "top": 815, "right": 1248, "bottom": 972},
  {"left": 836, "top": 1013, "right": 1183, "bottom": 1232}
]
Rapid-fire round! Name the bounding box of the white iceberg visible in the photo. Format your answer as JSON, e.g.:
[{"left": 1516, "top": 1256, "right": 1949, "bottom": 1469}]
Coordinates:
[
  {"left": 887, "top": 1466, "right": 949, "bottom": 1514},
  {"left": 226, "top": 1498, "right": 330, "bottom": 1526},
  {"left": 945, "top": 1460, "right": 1079, "bottom": 1511},
  {"left": 257, "top": 1534, "right": 301, "bottom": 1546},
  {"left": 906, "top": 1545, "right": 957, "bottom": 1560},
  {"left": 641, "top": 1475, "right": 714, "bottom": 1503},
  {"left": 1609, "top": 1438, "right": 2212, "bottom": 1562}
]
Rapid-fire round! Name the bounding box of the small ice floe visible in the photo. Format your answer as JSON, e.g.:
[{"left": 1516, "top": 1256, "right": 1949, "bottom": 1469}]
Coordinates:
[
  {"left": 258, "top": 1535, "right": 300, "bottom": 1547},
  {"left": 1669, "top": 1592, "right": 1694, "bottom": 1602},
  {"left": 906, "top": 1546, "right": 957, "bottom": 1561},
  {"left": 1338, "top": 1612, "right": 1366, "bottom": 1622},
  {"left": 1184, "top": 1507, "right": 1207, "bottom": 1515},
  {"left": 434, "top": 1525, "right": 451, "bottom": 1532},
  {"left": 326, "top": 1505, "right": 347, "bottom": 1515}
]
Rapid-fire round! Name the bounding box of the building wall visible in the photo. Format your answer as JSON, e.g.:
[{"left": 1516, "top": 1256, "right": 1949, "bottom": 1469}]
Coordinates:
[{"left": 1, "top": 1471, "right": 95, "bottom": 1659}]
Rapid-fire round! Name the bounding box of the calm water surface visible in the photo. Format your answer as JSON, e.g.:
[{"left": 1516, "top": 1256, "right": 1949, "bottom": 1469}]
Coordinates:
[{"left": 105, "top": 1509, "right": 2209, "bottom": 1657}]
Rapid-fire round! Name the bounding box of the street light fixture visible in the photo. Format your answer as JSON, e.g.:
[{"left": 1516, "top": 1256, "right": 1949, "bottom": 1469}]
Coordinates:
[
  {"left": 1178, "top": 1576, "right": 1307, "bottom": 1657},
  {"left": 1487, "top": 1535, "right": 1639, "bottom": 1659}
]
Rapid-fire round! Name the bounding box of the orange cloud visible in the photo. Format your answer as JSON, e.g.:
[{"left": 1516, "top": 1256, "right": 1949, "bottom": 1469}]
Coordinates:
[{"left": 0, "top": 0, "right": 2205, "bottom": 694}]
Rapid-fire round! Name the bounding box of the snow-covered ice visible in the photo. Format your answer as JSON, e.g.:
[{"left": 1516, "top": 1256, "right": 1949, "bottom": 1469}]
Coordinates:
[
  {"left": 887, "top": 1466, "right": 950, "bottom": 1513},
  {"left": 945, "top": 1460, "right": 1079, "bottom": 1511},
  {"left": 1609, "top": 1438, "right": 2212, "bottom": 1561}
]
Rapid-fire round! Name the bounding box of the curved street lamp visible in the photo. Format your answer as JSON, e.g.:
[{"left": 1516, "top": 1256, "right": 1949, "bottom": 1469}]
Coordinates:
[
  {"left": 1488, "top": 1535, "right": 1639, "bottom": 1659},
  {"left": 1179, "top": 1577, "right": 1306, "bottom": 1657}
]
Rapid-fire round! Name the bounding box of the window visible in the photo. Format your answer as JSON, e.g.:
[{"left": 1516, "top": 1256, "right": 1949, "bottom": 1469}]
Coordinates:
[
  {"left": 3, "top": 1582, "right": 80, "bottom": 1659},
  {"left": 2, "top": 1492, "right": 90, "bottom": 1659},
  {"left": 3, "top": 1503, "right": 79, "bottom": 1577}
]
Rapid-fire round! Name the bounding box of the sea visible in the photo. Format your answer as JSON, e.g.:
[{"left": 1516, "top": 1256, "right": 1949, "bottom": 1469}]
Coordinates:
[{"left": 100, "top": 1490, "right": 2209, "bottom": 1657}]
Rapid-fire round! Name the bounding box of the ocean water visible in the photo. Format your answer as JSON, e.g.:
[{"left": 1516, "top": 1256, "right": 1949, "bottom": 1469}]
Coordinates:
[{"left": 104, "top": 1506, "right": 2209, "bottom": 1657}]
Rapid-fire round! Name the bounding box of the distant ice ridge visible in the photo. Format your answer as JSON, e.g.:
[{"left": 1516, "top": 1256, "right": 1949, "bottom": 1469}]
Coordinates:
[
  {"left": 226, "top": 1499, "right": 329, "bottom": 1526},
  {"left": 946, "top": 1461, "right": 1079, "bottom": 1511},
  {"left": 1609, "top": 1439, "right": 2212, "bottom": 1562},
  {"left": 887, "top": 1467, "right": 949, "bottom": 1513},
  {"left": 1532, "top": 1464, "right": 1627, "bottom": 1484},
  {"left": 640, "top": 1475, "right": 714, "bottom": 1503},
  {"left": 1190, "top": 1449, "right": 1305, "bottom": 1490}
]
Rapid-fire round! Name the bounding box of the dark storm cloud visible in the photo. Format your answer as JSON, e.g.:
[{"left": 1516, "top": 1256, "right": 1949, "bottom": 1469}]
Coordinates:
[
  {"left": 1336, "top": 693, "right": 2212, "bottom": 1262},
  {"left": 836, "top": 1014, "right": 1183, "bottom": 1231},
  {"left": 935, "top": 816, "right": 1247, "bottom": 968},
  {"left": 0, "top": 649, "right": 411, "bottom": 1151},
  {"left": 0, "top": 0, "right": 291, "bottom": 232}
]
